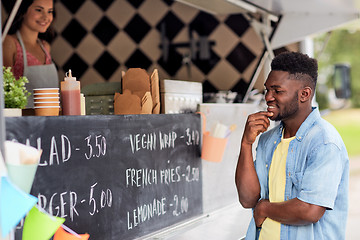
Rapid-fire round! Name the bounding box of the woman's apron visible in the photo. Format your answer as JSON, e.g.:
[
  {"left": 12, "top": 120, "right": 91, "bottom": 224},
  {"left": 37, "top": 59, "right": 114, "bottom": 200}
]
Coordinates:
[{"left": 16, "top": 31, "right": 59, "bottom": 108}]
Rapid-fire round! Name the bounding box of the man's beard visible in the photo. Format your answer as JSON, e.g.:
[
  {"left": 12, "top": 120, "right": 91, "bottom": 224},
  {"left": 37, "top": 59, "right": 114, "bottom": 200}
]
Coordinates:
[{"left": 273, "top": 91, "right": 299, "bottom": 121}]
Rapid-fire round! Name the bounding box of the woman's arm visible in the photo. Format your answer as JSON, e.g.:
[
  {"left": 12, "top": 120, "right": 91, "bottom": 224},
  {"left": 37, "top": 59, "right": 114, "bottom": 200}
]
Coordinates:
[{"left": 2, "top": 35, "right": 17, "bottom": 67}]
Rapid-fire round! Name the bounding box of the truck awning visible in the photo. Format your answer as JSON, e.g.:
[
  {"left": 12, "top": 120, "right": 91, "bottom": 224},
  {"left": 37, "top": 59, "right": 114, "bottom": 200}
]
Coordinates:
[
  {"left": 256, "top": 0, "right": 360, "bottom": 48},
  {"left": 176, "top": 0, "right": 360, "bottom": 48}
]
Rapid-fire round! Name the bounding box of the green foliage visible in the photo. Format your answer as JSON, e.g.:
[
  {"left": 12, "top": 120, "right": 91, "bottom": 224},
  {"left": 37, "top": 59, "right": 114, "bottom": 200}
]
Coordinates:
[
  {"left": 316, "top": 90, "right": 329, "bottom": 110},
  {"left": 323, "top": 108, "right": 360, "bottom": 157},
  {"left": 3, "top": 66, "right": 31, "bottom": 109},
  {"left": 314, "top": 29, "right": 360, "bottom": 108}
]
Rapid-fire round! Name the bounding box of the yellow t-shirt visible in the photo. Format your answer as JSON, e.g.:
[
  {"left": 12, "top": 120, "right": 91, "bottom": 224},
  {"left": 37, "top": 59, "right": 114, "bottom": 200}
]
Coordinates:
[{"left": 259, "top": 135, "right": 295, "bottom": 240}]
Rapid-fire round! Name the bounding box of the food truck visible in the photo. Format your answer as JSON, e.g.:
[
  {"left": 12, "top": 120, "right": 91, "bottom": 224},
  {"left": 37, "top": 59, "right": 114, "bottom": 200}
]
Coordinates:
[{"left": 0, "top": 0, "right": 358, "bottom": 239}]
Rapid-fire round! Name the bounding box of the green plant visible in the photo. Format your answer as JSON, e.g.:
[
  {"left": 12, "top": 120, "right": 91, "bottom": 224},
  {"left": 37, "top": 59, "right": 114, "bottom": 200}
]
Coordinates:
[
  {"left": 323, "top": 108, "right": 360, "bottom": 157},
  {"left": 3, "top": 66, "right": 30, "bottom": 109},
  {"left": 314, "top": 29, "right": 360, "bottom": 108}
]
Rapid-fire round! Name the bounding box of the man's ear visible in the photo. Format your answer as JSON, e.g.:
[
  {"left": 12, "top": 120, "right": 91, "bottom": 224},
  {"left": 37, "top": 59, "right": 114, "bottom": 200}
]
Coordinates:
[{"left": 300, "top": 87, "right": 312, "bottom": 103}]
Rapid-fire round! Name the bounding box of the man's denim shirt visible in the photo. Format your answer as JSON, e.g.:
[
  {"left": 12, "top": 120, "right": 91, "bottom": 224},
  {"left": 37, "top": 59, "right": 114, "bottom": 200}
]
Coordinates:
[{"left": 245, "top": 108, "right": 349, "bottom": 240}]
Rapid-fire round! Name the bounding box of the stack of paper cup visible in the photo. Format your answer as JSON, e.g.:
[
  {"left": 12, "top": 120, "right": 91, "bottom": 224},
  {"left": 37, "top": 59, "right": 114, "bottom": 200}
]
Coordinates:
[{"left": 33, "top": 88, "right": 60, "bottom": 116}]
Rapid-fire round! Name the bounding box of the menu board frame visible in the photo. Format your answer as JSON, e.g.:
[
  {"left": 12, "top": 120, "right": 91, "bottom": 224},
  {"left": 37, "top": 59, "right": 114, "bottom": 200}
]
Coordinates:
[{"left": 6, "top": 114, "right": 202, "bottom": 240}]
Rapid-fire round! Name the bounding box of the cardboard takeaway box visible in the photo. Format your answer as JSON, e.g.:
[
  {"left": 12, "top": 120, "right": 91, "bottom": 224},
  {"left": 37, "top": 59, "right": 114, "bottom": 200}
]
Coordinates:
[{"left": 114, "top": 68, "right": 160, "bottom": 115}]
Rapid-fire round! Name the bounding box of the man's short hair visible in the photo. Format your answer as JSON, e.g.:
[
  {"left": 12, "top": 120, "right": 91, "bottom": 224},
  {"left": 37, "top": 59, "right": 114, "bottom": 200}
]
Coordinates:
[{"left": 271, "top": 51, "right": 318, "bottom": 90}]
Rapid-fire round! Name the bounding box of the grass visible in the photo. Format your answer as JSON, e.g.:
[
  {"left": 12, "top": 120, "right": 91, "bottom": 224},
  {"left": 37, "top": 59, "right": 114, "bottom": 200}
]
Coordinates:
[{"left": 322, "top": 108, "right": 360, "bottom": 157}]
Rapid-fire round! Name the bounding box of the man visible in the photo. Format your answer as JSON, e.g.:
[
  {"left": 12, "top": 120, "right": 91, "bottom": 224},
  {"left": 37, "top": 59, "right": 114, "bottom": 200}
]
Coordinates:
[{"left": 235, "top": 52, "right": 349, "bottom": 240}]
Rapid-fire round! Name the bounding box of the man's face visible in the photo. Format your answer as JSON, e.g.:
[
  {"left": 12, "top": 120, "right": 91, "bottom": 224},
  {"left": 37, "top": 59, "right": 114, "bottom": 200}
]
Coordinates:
[{"left": 264, "top": 71, "right": 303, "bottom": 122}]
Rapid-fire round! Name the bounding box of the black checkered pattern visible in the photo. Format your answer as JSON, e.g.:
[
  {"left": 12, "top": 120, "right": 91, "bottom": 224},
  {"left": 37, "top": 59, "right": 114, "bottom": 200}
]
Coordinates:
[{"left": 2, "top": 0, "right": 295, "bottom": 97}]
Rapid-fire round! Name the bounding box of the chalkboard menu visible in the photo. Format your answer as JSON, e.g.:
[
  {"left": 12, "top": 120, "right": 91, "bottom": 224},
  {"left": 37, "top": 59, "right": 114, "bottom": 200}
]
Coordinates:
[{"left": 5, "top": 114, "right": 202, "bottom": 240}]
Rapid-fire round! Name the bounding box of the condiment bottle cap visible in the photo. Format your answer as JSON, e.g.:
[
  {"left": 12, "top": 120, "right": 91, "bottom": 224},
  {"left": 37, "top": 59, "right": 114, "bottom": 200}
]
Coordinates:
[{"left": 65, "top": 69, "right": 76, "bottom": 81}]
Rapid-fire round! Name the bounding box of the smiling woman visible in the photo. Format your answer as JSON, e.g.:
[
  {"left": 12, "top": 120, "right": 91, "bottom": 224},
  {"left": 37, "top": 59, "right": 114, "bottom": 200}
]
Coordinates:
[{"left": 2, "top": 0, "right": 59, "bottom": 108}]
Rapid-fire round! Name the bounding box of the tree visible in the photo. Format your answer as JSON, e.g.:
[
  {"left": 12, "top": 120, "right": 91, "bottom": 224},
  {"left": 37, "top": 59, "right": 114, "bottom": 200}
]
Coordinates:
[{"left": 314, "top": 29, "right": 360, "bottom": 108}]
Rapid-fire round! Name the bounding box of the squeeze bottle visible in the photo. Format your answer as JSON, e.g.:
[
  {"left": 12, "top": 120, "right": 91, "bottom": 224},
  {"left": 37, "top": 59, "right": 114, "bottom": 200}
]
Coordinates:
[{"left": 61, "top": 70, "right": 81, "bottom": 115}]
